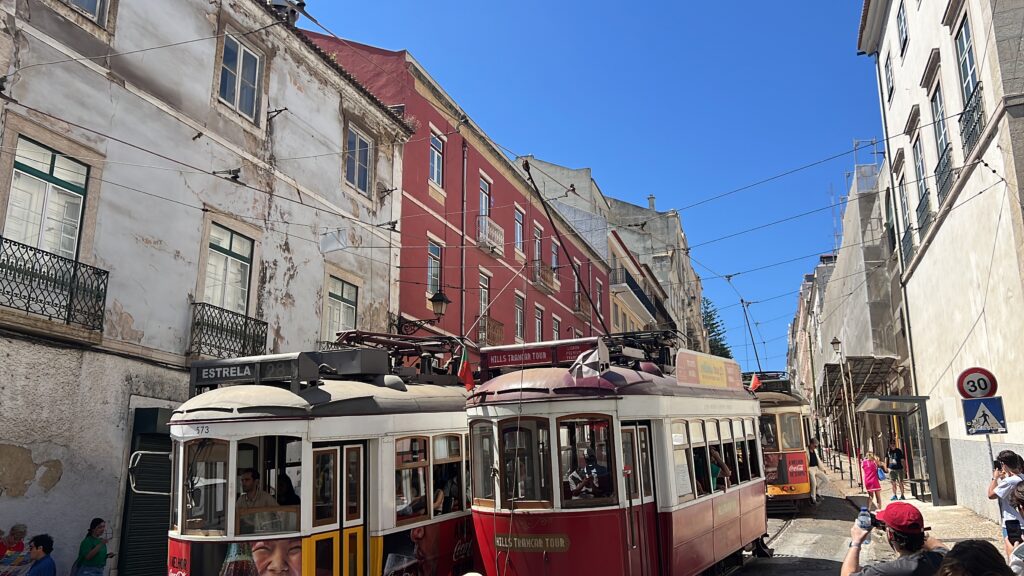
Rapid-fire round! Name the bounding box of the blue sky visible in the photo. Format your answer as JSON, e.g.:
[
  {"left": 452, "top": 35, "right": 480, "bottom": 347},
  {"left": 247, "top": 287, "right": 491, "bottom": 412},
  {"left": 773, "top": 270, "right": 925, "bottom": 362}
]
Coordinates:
[{"left": 305, "top": 1, "right": 882, "bottom": 372}]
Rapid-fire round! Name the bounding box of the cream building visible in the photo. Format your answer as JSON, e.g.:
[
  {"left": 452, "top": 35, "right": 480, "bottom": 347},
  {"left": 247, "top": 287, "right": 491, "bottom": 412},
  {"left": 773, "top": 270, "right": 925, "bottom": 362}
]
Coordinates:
[{"left": 858, "top": 0, "right": 1024, "bottom": 515}]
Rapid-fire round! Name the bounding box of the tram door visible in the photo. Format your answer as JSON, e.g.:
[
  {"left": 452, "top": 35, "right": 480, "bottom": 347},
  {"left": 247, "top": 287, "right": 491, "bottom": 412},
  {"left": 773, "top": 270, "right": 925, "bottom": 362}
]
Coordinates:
[
  {"left": 621, "top": 423, "right": 657, "bottom": 576},
  {"left": 341, "top": 444, "right": 365, "bottom": 575}
]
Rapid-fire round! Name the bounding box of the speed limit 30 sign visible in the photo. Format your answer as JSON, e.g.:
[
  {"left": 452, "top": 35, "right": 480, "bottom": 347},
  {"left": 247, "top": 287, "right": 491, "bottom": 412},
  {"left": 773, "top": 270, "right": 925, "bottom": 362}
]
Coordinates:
[{"left": 957, "top": 367, "right": 998, "bottom": 399}]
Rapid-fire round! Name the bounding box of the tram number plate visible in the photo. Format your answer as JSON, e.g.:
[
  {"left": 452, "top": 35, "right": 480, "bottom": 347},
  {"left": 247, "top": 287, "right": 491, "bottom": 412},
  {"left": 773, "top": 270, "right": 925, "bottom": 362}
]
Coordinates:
[
  {"left": 191, "top": 425, "right": 211, "bottom": 435},
  {"left": 495, "top": 534, "right": 570, "bottom": 552}
]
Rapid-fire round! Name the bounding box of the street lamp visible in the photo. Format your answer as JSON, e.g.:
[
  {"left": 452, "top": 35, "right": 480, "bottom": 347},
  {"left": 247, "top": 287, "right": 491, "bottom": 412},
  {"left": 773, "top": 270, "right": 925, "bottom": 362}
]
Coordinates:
[
  {"left": 831, "top": 336, "right": 841, "bottom": 354},
  {"left": 396, "top": 290, "right": 452, "bottom": 335}
]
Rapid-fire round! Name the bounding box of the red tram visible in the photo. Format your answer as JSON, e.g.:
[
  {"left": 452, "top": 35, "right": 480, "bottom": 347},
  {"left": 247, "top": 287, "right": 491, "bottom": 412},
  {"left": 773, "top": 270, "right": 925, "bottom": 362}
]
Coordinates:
[{"left": 467, "top": 333, "right": 770, "bottom": 576}]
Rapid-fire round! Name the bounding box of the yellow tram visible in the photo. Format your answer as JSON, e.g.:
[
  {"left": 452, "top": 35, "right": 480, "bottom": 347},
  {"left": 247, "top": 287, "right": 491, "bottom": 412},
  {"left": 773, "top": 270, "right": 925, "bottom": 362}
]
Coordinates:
[{"left": 748, "top": 372, "right": 813, "bottom": 509}]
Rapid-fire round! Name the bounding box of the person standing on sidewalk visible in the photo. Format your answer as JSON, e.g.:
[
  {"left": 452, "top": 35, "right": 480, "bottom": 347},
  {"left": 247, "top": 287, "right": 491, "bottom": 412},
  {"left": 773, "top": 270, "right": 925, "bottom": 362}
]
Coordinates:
[
  {"left": 808, "top": 438, "right": 823, "bottom": 504},
  {"left": 989, "top": 451, "right": 1024, "bottom": 559},
  {"left": 888, "top": 440, "right": 907, "bottom": 501},
  {"left": 862, "top": 451, "right": 885, "bottom": 512}
]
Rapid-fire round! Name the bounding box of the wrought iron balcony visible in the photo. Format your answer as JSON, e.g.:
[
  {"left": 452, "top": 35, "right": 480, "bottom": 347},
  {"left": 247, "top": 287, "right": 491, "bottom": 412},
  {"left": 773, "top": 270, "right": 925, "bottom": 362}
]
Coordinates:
[
  {"left": 476, "top": 215, "right": 504, "bottom": 256},
  {"left": 532, "top": 261, "right": 557, "bottom": 294},
  {"left": 317, "top": 339, "right": 343, "bottom": 351},
  {"left": 609, "top": 268, "right": 657, "bottom": 318},
  {"left": 477, "top": 314, "right": 504, "bottom": 346},
  {"left": 0, "top": 235, "right": 109, "bottom": 331},
  {"left": 934, "top": 143, "right": 955, "bottom": 206},
  {"left": 188, "top": 301, "right": 267, "bottom": 358},
  {"left": 916, "top": 194, "right": 934, "bottom": 239},
  {"left": 900, "top": 227, "right": 916, "bottom": 266},
  {"left": 959, "top": 82, "right": 986, "bottom": 157},
  {"left": 572, "top": 291, "right": 591, "bottom": 320}
]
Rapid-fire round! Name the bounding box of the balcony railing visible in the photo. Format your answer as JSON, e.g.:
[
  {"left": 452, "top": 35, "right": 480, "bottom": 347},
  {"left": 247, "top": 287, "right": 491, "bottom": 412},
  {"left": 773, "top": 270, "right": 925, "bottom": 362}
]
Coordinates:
[
  {"left": 572, "top": 291, "right": 591, "bottom": 319},
  {"left": 477, "top": 315, "right": 504, "bottom": 346},
  {"left": 188, "top": 301, "right": 267, "bottom": 358},
  {"left": 0, "top": 236, "right": 109, "bottom": 331},
  {"left": 900, "top": 227, "right": 916, "bottom": 266},
  {"left": 916, "top": 194, "right": 934, "bottom": 239},
  {"left": 935, "top": 143, "right": 955, "bottom": 205},
  {"left": 959, "top": 82, "right": 986, "bottom": 157},
  {"left": 476, "top": 215, "right": 504, "bottom": 255},
  {"left": 532, "top": 262, "right": 557, "bottom": 294},
  {"left": 609, "top": 268, "right": 657, "bottom": 318}
]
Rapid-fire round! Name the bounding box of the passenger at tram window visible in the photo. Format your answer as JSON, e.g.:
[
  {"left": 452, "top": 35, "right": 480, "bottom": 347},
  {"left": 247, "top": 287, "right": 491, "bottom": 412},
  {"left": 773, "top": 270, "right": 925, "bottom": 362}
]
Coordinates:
[
  {"left": 693, "top": 445, "right": 711, "bottom": 495},
  {"left": 432, "top": 462, "right": 462, "bottom": 515},
  {"left": 276, "top": 473, "right": 300, "bottom": 506},
  {"left": 237, "top": 468, "right": 280, "bottom": 534},
  {"left": 567, "top": 449, "right": 610, "bottom": 499},
  {"left": 238, "top": 469, "right": 277, "bottom": 509},
  {"left": 709, "top": 447, "right": 733, "bottom": 491},
  {"left": 397, "top": 483, "right": 429, "bottom": 518}
]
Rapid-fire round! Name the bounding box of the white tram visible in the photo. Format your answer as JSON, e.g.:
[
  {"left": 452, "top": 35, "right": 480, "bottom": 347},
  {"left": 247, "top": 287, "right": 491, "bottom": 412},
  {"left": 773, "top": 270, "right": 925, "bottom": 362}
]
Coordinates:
[
  {"left": 468, "top": 333, "right": 771, "bottom": 576},
  {"left": 165, "top": 334, "right": 478, "bottom": 576}
]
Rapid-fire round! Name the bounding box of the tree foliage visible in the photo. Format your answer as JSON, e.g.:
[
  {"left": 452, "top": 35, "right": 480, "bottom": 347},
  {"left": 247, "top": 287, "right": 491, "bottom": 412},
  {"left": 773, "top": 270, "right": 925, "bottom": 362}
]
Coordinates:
[{"left": 701, "top": 297, "right": 733, "bottom": 359}]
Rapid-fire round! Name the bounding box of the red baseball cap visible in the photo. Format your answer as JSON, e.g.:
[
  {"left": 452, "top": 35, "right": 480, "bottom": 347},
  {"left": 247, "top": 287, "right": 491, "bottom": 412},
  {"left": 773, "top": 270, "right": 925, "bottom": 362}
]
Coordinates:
[{"left": 875, "top": 502, "right": 924, "bottom": 534}]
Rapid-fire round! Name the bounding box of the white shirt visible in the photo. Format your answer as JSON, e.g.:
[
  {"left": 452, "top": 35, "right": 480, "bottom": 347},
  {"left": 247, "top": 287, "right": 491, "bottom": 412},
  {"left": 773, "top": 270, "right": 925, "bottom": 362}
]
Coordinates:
[
  {"left": 1011, "top": 541, "right": 1024, "bottom": 575},
  {"left": 995, "top": 474, "right": 1024, "bottom": 524}
]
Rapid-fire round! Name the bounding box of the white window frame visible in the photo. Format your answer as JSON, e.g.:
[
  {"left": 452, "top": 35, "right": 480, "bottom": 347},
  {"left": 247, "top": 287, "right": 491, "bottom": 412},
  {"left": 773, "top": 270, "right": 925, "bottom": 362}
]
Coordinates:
[
  {"left": 514, "top": 293, "right": 525, "bottom": 341},
  {"left": 67, "top": 0, "right": 105, "bottom": 23},
  {"left": 427, "top": 240, "right": 442, "bottom": 294},
  {"left": 884, "top": 55, "right": 894, "bottom": 100},
  {"left": 896, "top": 1, "right": 908, "bottom": 54},
  {"left": 345, "top": 125, "right": 374, "bottom": 196},
  {"left": 479, "top": 174, "right": 491, "bottom": 218},
  {"left": 912, "top": 137, "right": 928, "bottom": 201},
  {"left": 955, "top": 16, "right": 978, "bottom": 104},
  {"left": 931, "top": 83, "right": 949, "bottom": 154},
  {"left": 218, "top": 33, "right": 262, "bottom": 123},
  {"left": 324, "top": 276, "right": 358, "bottom": 340},
  {"left": 898, "top": 175, "right": 911, "bottom": 234},
  {"left": 429, "top": 130, "right": 445, "bottom": 188},
  {"left": 204, "top": 222, "right": 254, "bottom": 314},
  {"left": 534, "top": 306, "right": 543, "bottom": 342},
  {"left": 342, "top": 445, "right": 364, "bottom": 528},
  {"left": 513, "top": 208, "right": 525, "bottom": 253},
  {"left": 552, "top": 314, "right": 561, "bottom": 341}
]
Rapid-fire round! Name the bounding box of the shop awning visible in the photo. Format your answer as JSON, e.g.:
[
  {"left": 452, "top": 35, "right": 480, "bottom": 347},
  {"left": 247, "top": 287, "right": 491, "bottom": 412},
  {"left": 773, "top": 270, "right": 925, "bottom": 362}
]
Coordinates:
[{"left": 856, "top": 395, "right": 929, "bottom": 415}]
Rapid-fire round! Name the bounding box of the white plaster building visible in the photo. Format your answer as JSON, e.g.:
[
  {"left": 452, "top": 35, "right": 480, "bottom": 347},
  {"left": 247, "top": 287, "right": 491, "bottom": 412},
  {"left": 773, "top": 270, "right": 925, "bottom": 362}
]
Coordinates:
[
  {"left": 0, "top": 0, "right": 409, "bottom": 572},
  {"left": 858, "top": 0, "right": 1024, "bottom": 514}
]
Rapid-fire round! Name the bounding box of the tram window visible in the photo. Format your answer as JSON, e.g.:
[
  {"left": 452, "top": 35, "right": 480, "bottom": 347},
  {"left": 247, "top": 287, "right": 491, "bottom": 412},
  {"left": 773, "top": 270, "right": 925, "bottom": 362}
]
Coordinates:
[
  {"left": 671, "top": 421, "right": 694, "bottom": 502},
  {"left": 433, "top": 435, "right": 464, "bottom": 516},
  {"left": 395, "top": 436, "right": 429, "bottom": 524},
  {"left": 315, "top": 537, "right": 336, "bottom": 575},
  {"left": 622, "top": 428, "right": 639, "bottom": 500},
  {"left": 690, "top": 421, "right": 713, "bottom": 497},
  {"left": 464, "top": 435, "right": 472, "bottom": 510},
  {"left": 183, "top": 438, "right": 228, "bottom": 535},
  {"left": 500, "top": 418, "right": 552, "bottom": 507},
  {"left": 779, "top": 413, "right": 803, "bottom": 451},
  {"left": 760, "top": 415, "right": 779, "bottom": 453},
  {"left": 344, "top": 446, "right": 362, "bottom": 523},
  {"left": 638, "top": 428, "right": 654, "bottom": 498},
  {"left": 746, "top": 419, "right": 761, "bottom": 478},
  {"left": 558, "top": 415, "right": 615, "bottom": 507},
  {"left": 708, "top": 421, "right": 731, "bottom": 492},
  {"left": 313, "top": 449, "right": 338, "bottom": 527},
  {"left": 170, "top": 441, "right": 180, "bottom": 531},
  {"left": 471, "top": 422, "right": 495, "bottom": 503},
  {"left": 236, "top": 436, "right": 302, "bottom": 536}
]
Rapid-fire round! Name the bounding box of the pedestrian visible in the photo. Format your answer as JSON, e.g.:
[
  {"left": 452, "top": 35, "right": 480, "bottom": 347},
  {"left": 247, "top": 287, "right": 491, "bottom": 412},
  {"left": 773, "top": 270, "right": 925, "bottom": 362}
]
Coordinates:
[
  {"left": 25, "top": 534, "right": 56, "bottom": 576},
  {"left": 76, "top": 518, "right": 114, "bottom": 576},
  {"left": 0, "top": 523, "right": 27, "bottom": 558},
  {"left": 989, "top": 450, "right": 1024, "bottom": 558},
  {"left": 887, "top": 439, "right": 908, "bottom": 501},
  {"left": 862, "top": 451, "right": 885, "bottom": 512},
  {"left": 936, "top": 539, "right": 1012, "bottom": 576},
  {"left": 1004, "top": 482, "right": 1024, "bottom": 573},
  {"left": 842, "top": 502, "right": 949, "bottom": 576},
  {"left": 808, "top": 438, "right": 823, "bottom": 504}
]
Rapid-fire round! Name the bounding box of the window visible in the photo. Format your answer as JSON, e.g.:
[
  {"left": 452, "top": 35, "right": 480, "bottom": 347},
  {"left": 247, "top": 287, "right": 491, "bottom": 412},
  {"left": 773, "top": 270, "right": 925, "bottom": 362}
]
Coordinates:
[
  {"left": 513, "top": 209, "right": 525, "bottom": 252},
  {"left": 612, "top": 303, "right": 620, "bottom": 330},
  {"left": 746, "top": 419, "right": 761, "bottom": 478},
  {"left": 324, "top": 277, "right": 358, "bottom": 340},
  {"left": 705, "top": 420, "right": 729, "bottom": 492},
  {"left": 718, "top": 421, "right": 738, "bottom": 490},
  {"left": 471, "top": 421, "right": 495, "bottom": 502},
  {"left": 427, "top": 241, "right": 441, "bottom": 294},
  {"left": 896, "top": 1, "right": 908, "bottom": 53},
  {"left": 690, "top": 421, "right": 713, "bottom": 496},
  {"left": 912, "top": 138, "right": 928, "bottom": 201},
  {"left": 219, "top": 34, "right": 261, "bottom": 121},
  {"left": 552, "top": 316, "right": 561, "bottom": 341},
  {"left": 500, "top": 418, "right": 552, "bottom": 508},
  {"left": 170, "top": 441, "right": 180, "bottom": 531},
  {"left": 671, "top": 421, "right": 695, "bottom": 502},
  {"left": 67, "top": 0, "right": 104, "bottom": 22},
  {"left": 931, "top": 84, "right": 949, "bottom": 153},
  {"left": 344, "top": 446, "right": 362, "bottom": 524},
  {"left": 596, "top": 281, "right": 603, "bottom": 317},
  {"left": 534, "top": 307, "right": 543, "bottom": 342},
  {"left": 551, "top": 242, "right": 559, "bottom": 283},
  {"left": 479, "top": 178, "right": 490, "bottom": 217},
  {"left": 898, "top": 176, "right": 911, "bottom": 233},
  {"left": 533, "top": 226, "right": 542, "bottom": 263},
  {"left": 779, "top": 413, "right": 804, "bottom": 451},
  {"left": 395, "top": 437, "right": 429, "bottom": 524},
  {"left": 479, "top": 273, "right": 490, "bottom": 317},
  {"left": 558, "top": 415, "right": 615, "bottom": 507},
  {"left": 4, "top": 137, "right": 88, "bottom": 259},
  {"left": 345, "top": 127, "right": 372, "bottom": 196},
  {"left": 205, "top": 223, "right": 253, "bottom": 314},
  {"left": 429, "top": 133, "right": 444, "bottom": 187},
  {"left": 432, "top": 435, "right": 464, "bottom": 516},
  {"left": 884, "top": 55, "right": 894, "bottom": 99},
  {"left": 235, "top": 435, "right": 302, "bottom": 535},
  {"left": 759, "top": 415, "right": 779, "bottom": 453},
  {"left": 313, "top": 449, "right": 338, "bottom": 527},
  {"left": 956, "top": 17, "right": 978, "bottom": 103},
  {"left": 182, "top": 439, "right": 228, "bottom": 535},
  {"left": 515, "top": 294, "right": 525, "bottom": 340},
  {"left": 638, "top": 427, "right": 654, "bottom": 498},
  {"left": 733, "top": 420, "right": 752, "bottom": 483}
]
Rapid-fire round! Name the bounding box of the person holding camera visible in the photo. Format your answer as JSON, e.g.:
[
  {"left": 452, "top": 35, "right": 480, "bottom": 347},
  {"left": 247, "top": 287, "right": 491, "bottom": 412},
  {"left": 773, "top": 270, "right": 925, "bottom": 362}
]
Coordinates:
[
  {"left": 842, "top": 502, "right": 949, "bottom": 576},
  {"left": 988, "top": 451, "right": 1024, "bottom": 558},
  {"left": 1005, "top": 482, "right": 1024, "bottom": 573}
]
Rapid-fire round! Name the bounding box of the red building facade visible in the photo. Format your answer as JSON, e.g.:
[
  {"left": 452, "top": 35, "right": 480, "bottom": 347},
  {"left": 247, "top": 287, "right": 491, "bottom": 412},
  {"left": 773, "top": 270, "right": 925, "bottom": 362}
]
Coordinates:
[{"left": 307, "top": 33, "right": 608, "bottom": 348}]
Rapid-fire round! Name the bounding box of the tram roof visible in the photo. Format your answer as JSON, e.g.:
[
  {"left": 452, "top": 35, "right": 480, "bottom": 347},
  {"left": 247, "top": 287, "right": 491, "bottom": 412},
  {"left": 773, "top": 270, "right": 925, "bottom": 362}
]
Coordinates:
[
  {"left": 172, "top": 380, "right": 469, "bottom": 422},
  {"left": 467, "top": 365, "right": 754, "bottom": 406}
]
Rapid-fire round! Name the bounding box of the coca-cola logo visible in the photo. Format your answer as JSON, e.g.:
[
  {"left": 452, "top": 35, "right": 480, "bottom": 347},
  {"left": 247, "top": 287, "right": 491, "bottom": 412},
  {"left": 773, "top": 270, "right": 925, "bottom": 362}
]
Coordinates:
[{"left": 452, "top": 537, "right": 473, "bottom": 561}]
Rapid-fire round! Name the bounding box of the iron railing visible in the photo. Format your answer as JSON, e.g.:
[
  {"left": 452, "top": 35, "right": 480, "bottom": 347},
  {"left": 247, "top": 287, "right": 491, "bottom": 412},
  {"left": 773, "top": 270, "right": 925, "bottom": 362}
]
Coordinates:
[
  {"left": 0, "top": 236, "right": 109, "bottom": 331},
  {"left": 916, "top": 194, "right": 934, "bottom": 239},
  {"left": 572, "top": 291, "right": 591, "bottom": 319},
  {"left": 317, "top": 340, "right": 343, "bottom": 351},
  {"left": 532, "top": 262, "right": 557, "bottom": 293},
  {"left": 934, "top": 143, "right": 955, "bottom": 205},
  {"left": 900, "top": 228, "right": 916, "bottom": 266},
  {"left": 476, "top": 215, "right": 504, "bottom": 255},
  {"left": 609, "top": 268, "right": 657, "bottom": 318},
  {"left": 959, "top": 82, "right": 985, "bottom": 157},
  {"left": 188, "top": 301, "right": 267, "bottom": 358},
  {"left": 477, "top": 315, "right": 504, "bottom": 346}
]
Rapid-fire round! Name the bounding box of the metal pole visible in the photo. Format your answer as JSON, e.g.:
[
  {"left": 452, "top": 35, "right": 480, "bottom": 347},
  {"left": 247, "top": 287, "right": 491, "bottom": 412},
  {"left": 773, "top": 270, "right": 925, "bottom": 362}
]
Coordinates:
[
  {"left": 844, "top": 358, "right": 866, "bottom": 491},
  {"left": 839, "top": 355, "right": 858, "bottom": 489}
]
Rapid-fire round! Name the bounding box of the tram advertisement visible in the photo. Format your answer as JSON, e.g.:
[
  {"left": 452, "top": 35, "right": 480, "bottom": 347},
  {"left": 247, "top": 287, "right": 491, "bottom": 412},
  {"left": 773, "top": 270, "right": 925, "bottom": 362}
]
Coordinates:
[
  {"left": 168, "top": 537, "right": 304, "bottom": 576},
  {"left": 382, "top": 516, "right": 474, "bottom": 576},
  {"left": 764, "top": 453, "right": 809, "bottom": 485}
]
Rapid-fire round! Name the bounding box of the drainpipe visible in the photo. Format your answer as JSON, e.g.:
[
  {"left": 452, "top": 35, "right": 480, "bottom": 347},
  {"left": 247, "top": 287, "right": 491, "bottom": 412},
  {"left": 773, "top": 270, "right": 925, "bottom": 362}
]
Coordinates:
[{"left": 461, "top": 138, "right": 468, "bottom": 341}]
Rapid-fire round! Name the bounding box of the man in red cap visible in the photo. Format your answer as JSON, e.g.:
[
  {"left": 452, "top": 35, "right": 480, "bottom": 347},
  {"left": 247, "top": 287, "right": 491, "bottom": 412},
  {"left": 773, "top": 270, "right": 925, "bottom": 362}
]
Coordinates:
[{"left": 841, "top": 502, "right": 949, "bottom": 576}]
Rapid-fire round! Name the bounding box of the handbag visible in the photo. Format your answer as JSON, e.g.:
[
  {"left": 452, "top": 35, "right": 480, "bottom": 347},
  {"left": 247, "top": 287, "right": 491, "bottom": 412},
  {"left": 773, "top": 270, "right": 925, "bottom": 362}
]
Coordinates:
[{"left": 877, "top": 468, "right": 887, "bottom": 481}]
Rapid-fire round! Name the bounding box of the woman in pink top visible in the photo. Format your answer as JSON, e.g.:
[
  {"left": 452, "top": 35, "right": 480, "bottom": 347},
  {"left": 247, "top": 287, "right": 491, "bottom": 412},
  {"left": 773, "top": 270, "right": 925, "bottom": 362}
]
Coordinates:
[{"left": 862, "top": 451, "right": 885, "bottom": 511}]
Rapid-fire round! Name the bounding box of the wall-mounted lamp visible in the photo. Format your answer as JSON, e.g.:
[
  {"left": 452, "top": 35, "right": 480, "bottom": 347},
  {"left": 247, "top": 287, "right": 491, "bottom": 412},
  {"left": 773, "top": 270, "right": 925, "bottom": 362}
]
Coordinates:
[{"left": 396, "top": 290, "right": 451, "bottom": 335}]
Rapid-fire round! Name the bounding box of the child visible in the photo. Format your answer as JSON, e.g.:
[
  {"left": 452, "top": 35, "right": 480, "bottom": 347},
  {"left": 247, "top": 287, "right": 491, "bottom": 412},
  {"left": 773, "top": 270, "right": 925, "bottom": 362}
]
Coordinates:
[{"left": 862, "top": 451, "right": 885, "bottom": 511}]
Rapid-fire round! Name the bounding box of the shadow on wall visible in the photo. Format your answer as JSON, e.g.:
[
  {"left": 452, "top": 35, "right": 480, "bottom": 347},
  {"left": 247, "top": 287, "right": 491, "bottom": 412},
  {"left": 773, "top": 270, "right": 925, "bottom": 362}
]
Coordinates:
[
  {"left": 0, "top": 444, "right": 63, "bottom": 497},
  {"left": 931, "top": 422, "right": 957, "bottom": 505}
]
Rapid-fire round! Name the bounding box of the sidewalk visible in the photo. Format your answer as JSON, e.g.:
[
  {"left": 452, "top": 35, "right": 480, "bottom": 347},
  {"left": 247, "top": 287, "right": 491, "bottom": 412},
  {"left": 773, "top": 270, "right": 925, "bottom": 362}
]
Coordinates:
[{"left": 817, "top": 454, "right": 1001, "bottom": 554}]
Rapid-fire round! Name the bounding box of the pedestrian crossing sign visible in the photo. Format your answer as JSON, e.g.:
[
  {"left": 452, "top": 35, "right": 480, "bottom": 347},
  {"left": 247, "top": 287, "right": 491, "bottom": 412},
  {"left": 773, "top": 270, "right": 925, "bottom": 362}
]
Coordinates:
[{"left": 963, "top": 396, "right": 1007, "bottom": 435}]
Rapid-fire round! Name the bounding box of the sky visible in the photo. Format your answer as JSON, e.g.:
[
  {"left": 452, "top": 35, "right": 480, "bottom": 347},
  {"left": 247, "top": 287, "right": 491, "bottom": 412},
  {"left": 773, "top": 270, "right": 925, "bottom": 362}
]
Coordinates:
[{"left": 304, "top": 1, "right": 882, "bottom": 372}]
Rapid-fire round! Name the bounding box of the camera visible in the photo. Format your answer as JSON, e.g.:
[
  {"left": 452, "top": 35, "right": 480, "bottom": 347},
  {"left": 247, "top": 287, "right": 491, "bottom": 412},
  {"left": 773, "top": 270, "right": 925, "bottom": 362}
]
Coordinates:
[
  {"left": 869, "top": 512, "right": 887, "bottom": 530},
  {"left": 995, "top": 459, "right": 1003, "bottom": 471}
]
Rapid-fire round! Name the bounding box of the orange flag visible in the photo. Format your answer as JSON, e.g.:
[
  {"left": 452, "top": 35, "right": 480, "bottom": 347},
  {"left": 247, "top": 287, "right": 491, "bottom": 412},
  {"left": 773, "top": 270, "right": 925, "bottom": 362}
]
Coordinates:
[{"left": 750, "top": 373, "right": 762, "bottom": 392}]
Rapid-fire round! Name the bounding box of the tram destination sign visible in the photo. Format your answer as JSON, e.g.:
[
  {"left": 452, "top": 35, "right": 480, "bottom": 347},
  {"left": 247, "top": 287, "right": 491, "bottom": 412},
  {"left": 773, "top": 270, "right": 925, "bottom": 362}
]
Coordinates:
[
  {"left": 483, "top": 342, "right": 593, "bottom": 369},
  {"left": 494, "top": 533, "right": 570, "bottom": 552},
  {"left": 189, "top": 352, "right": 322, "bottom": 395}
]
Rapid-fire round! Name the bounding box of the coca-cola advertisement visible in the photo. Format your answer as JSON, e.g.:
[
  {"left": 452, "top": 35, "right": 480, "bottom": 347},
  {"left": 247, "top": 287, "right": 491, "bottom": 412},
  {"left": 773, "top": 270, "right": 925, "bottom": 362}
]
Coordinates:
[
  {"left": 382, "top": 517, "right": 474, "bottom": 576},
  {"left": 169, "top": 537, "right": 302, "bottom": 576}
]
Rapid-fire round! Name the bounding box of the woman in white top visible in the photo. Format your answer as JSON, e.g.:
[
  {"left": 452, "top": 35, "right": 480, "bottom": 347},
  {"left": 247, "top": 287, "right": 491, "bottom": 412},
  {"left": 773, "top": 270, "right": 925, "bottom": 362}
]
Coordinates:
[
  {"left": 991, "top": 451, "right": 1024, "bottom": 559},
  {"left": 1008, "top": 481, "right": 1024, "bottom": 574}
]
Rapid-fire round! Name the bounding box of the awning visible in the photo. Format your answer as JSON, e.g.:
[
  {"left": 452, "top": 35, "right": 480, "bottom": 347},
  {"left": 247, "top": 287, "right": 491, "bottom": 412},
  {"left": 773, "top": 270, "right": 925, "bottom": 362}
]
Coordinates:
[
  {"left": 823, "top": 355, "right": 899, "bottom": 407},
  {"left": 856, "top": 395, "right": 929, "bottom": 415}
]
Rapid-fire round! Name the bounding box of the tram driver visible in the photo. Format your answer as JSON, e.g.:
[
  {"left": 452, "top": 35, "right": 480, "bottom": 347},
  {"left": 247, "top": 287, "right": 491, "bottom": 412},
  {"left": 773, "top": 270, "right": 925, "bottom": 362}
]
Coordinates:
[{"left": 568, "top": 449, "right": 611, "bottom": 499}]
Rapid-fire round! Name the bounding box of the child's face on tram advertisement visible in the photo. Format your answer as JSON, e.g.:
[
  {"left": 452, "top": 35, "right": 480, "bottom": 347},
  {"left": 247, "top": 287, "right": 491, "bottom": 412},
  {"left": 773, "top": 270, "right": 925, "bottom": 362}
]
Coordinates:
[{"left": 251, "top": 538, "right": 302, "bottom": 575}]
